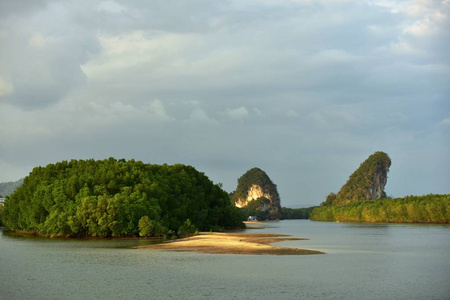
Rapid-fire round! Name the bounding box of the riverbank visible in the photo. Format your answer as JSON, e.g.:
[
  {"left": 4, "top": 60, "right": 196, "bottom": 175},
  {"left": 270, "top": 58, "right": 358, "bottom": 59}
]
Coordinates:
[
  {"left": 137, "top": 232, "right": 324, "bottom": 255},
  {"left": 310, "top": 194, "right": 450, "bottom": 223}
]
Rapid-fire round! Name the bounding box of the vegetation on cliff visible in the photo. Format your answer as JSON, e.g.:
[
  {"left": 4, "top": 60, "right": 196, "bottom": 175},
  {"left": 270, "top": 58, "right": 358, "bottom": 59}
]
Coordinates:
[
  {"left": 230, "top": 167, "right": 281, "bottom": 219},
  {"left": 329, "top": 151, "right": 391, "bottom": 206},
  {"left": 312, "top": 151, "right": 448, "bottom": 223},
  {"left": 2, "top": 158, "right": 244, "bottom": 237},
  {"left": 311, "top": 194, "right": 450, "bottom": 223}
]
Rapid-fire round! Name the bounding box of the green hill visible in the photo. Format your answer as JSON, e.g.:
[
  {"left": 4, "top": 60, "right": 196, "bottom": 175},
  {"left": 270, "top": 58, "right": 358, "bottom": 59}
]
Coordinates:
[
  {"left": 331, "top": 151, "right": 391, "bottom": 206},
  {"left": 311, "top": 151, "right": 448, "bottom": 223},
  {"left": 2, "top": 158, "right": 244, "bottom": 237},
  {"left": 0, "top": 178, "right": 24, "bottom": 197}
]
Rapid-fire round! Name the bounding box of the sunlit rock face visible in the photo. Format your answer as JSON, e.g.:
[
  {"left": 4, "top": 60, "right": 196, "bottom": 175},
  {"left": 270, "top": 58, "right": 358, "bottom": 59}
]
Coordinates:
[
  {"left": 231, "top": 168, "right": 281, "bottom": 219},
  {"left": 234, "top": 184, "right": 273, "bottom": 208}
]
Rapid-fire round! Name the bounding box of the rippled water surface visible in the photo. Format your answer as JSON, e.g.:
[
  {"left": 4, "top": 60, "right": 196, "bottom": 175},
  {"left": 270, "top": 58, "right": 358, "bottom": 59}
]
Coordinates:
[{"left": 1, "top": 220, "right": 449, "bottom": 299}]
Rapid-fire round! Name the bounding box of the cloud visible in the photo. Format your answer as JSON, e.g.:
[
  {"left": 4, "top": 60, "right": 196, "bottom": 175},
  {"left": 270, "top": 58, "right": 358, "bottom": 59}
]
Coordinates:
[
  {"left": 188, "top": 107, "right": 218, "bottom": 124},
  {"left": 253, "top": 108, "right": 264, "bottom": 117},
  {"left": 0, "top": 1, "right": 100, "bottom": 109},
  {"left": 28, "top": 33, "right": 57, "bottom": 48},
  {"left": 308, "top": 105, "right": 360, "bottom": 128},
  {"left": 85, "top": 99, "right": 174, "bottom": 128},
  {"left": 0, "top": 0, "right": 449, "bottom": 205},
  {"left": 97, "top": 1, "right": 126, "bottom": 14},
  {"left": 223, "top": 107, "right": 250, "bottom": 120}
]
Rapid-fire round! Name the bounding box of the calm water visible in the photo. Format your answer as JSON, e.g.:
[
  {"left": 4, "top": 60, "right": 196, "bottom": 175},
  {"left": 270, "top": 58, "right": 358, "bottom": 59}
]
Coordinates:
[{"left": 1, "top": 220, "right": 449, "bottom": 300}]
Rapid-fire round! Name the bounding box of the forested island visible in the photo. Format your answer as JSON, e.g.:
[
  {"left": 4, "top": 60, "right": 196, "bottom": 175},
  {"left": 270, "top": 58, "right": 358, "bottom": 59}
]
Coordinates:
[
  {"left": 2, "top": 152, "right": 448, "bottom": 232},
  {"left": 2, "top": 158, "right": 244, "bottom": 237},
  {"left": 310, "top": 151, "right": 450, "bottom": 223}
]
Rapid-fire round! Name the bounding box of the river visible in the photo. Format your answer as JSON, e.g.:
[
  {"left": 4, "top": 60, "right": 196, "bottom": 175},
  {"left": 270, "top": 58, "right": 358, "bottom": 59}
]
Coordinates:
[{"left": 1, "top": 220, "right": 449, "bottom": 299}]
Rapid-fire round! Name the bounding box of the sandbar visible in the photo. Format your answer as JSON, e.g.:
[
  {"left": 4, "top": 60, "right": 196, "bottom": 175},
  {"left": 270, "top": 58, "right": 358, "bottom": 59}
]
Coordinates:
[{"left": 137, "top": 232, "right": 324, "bottom": 255}]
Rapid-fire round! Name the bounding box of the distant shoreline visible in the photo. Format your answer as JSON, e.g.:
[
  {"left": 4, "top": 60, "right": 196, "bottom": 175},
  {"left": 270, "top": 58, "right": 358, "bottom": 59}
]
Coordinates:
[{"left": 137, "top": 232, "right": 324, "bottom": 255}]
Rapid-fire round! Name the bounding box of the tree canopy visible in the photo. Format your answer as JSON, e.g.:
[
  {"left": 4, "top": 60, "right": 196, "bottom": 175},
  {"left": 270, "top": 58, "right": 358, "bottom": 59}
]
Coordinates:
[
  {"left": 311, "top": 194, "right": 450, "bottom": 223},
  {"left": 2, "top": 158, "right": 244, "bottom": 237}
]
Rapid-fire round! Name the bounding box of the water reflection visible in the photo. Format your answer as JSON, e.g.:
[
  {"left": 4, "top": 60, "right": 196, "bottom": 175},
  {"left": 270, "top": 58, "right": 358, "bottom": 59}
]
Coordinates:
[
  {"left": 0, "top": 227, "right": 164, "bottom": 249},
  {"left": 1, "top": 221, "right": 449, "bottom": 300}
]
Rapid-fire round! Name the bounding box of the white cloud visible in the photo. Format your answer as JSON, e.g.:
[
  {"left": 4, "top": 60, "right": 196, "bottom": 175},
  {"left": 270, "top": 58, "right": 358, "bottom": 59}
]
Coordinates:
[
  {"left": 223, "top": 106, "right": 249, "bottom": 120},
  {"left": 188, "top": 107, "right": 218, "bottom": 124},
  {"left": 82, "top": 31, "right": 201, "bottom": 79},
  {"left": 148, "top": 99, "right": 173, "bottom": 121}
]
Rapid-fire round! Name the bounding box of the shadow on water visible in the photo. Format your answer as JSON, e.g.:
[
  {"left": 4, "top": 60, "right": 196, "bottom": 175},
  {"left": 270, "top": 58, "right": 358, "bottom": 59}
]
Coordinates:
[{"left": 0, "top": 227, "right": 164, "bottom": 249}]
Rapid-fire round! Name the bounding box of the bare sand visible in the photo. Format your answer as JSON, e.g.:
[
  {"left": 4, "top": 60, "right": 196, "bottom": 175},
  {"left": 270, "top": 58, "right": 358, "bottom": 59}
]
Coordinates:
[{"left": 137, "top": 232, "right": 324, "bottom": 255}]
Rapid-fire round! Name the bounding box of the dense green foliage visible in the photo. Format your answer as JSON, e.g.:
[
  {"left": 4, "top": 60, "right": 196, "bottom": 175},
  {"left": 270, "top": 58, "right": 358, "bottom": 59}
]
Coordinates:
[
  {"left": 239, "top": 205, "right": 315, "bottom": 221},
  {"left": 280, "top": 207, "right": 316, "bottom": 219},
  {"left": 0, "top": 178, "right": 24, "bottom": 197},
  {"left": 239, "top": 205, "right": 270, "bottom": 221},
  {"left": 237, "top": 198, "right": 270, "bottom": 220},
  {"left": 0, "top": 205, "right": 3, "bottom": 226},
  {"left": 332, "top": 151, "right": 391, "bottom": 206},
  {"left": 2, "top": 158, "right": 244, "bottom": 237},
  {"left": 177, "top": 219, "right": 198, "bottom": 237},
  {"left": 310, "top": 194, "right": 450, "bottom": 223},
  {"left": 321, "top": 193, "right": 337, "bottom": 206},
  {"left": 245, "top": 197, "right": 270, "bottom": 211}
]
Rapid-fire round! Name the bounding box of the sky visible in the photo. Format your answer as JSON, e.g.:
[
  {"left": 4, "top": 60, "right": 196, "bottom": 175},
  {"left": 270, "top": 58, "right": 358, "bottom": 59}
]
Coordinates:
[{"left": 0, "top": 0, "right": 449, "bottom": 207}]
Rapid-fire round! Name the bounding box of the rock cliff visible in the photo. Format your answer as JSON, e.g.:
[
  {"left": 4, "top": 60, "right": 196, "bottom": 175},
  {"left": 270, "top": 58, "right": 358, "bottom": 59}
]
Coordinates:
[
  {"left": 231, "top": 168, "right": 281, "bottom": 219},
  {"left": 331, "top": 151, "right": 391, "bottom": 206}
]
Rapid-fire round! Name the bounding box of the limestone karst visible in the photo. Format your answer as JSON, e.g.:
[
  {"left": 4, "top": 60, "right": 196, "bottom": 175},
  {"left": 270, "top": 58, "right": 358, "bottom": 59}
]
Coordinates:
[
  {"left": 231, "top": 167, "right": 281, "bottom": 219},
  {"left": 330, "top": 151, "right": 391, "bottom": 206}
]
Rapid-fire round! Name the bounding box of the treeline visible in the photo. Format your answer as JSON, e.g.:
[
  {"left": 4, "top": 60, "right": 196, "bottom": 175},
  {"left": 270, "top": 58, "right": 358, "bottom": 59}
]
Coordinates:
[
  {"left": 281, "top": 207, "right": 316, "bottom": 219},
  {"left": 310, "top": 194, "right": 450, "bottom": 223},
  {"left": 2, "top": 158, "right": 244, "bottom": 237},
  {"left": 239, "top": 199, "right": 271, "bottom": 220},
  {"left": 238, "top": 206, "right": 315, "bottom": 221}
]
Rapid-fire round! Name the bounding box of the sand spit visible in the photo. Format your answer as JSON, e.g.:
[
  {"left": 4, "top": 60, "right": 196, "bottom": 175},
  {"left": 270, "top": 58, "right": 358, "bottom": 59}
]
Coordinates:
[{"left": 137, "top": 232, "right": 324, "bottom": 255}]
